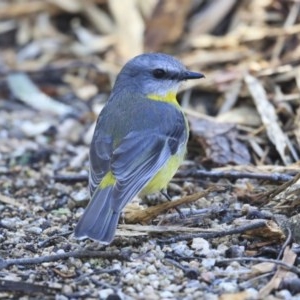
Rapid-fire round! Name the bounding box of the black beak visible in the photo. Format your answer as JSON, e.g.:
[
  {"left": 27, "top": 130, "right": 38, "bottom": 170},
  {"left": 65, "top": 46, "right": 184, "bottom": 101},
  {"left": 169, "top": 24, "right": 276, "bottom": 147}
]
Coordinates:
[{"left": 181, "top": 71, "right": 205, "bottom": 80}]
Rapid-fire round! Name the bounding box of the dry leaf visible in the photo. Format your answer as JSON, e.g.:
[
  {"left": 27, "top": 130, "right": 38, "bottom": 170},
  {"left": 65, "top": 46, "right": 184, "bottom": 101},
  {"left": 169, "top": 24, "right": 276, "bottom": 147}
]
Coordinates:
[
  {"left": 124, "top": 189, "right": 215, "bottom": 224},
  {"left": 239, "top": 219, "right": 285, "bottom": 242},
  {"left": 189, "top": 117, "right": 251, "bottom": 166},
  {"left": 251, "top": 262, "right": 275, "bottom": 275},
  {"left": 188, "top": 0, "right": 237, "bottom": 36},
  {"left": 219, "top": 290, "right": 257, "bottom": 300},
  {"left": 109, "top": 0, "right": 144, "bottom": 60},
  {"left": 258, "top": 246, "right": 297, "bottom": 298},
  {"left": 217, "top": 106, "right": 261, "bottom": 127},
  {"left": 145, "top": 0, "right": 192, "bottom": 51},
  {"left": 245, "top": 73, "right": 294, "bottom": 165},
  {"left": 7, "top": 73, "right": 73, "bottom": 115}
]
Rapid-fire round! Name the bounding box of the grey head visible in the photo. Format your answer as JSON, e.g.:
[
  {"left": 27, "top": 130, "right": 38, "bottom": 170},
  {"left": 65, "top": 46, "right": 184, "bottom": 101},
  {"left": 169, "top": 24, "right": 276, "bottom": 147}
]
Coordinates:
[{"left": 112, "top": 53, "right": 204, "bottom": 97}]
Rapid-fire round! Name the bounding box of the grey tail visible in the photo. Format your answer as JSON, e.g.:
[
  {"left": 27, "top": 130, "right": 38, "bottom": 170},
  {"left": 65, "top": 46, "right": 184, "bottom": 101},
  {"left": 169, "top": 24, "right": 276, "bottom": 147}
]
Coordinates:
[{"left": 74, "top": 186, "right": 120, "bottom": 244}]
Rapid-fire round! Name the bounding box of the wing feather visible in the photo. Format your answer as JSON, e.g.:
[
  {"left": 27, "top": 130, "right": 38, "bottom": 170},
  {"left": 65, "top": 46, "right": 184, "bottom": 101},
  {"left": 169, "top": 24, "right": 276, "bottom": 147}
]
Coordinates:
[
  {"left": 89, "top": 101, "right": 187, "bottom": 212},
  {"left": 110, "top": 131, "right": 172, "bottom": 210},
  {"left": 88, "top": 134, "right": 113, "bottom": 196},
  {"left": 76, "top": 99, "right": 188, "bottom": 242}
]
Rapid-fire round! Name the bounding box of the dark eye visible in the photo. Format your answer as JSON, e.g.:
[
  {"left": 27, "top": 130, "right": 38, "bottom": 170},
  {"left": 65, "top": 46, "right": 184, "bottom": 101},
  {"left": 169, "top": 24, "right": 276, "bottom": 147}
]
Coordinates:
[{"left": 152, "top": 68, "right": 166, "bottom": 79}]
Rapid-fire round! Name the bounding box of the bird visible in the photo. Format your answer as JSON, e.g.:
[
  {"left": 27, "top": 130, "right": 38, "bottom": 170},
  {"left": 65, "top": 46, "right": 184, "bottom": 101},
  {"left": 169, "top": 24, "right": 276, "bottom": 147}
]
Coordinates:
[{"left": 74, "top": 53, "right": 204, "bottom": 244}]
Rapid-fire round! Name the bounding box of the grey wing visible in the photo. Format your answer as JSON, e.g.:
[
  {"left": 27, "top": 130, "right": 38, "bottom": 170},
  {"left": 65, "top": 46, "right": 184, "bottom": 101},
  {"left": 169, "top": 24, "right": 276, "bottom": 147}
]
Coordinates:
[
  {"left": 88, "top": 128, "right": 170, "bottom": 202},
  {"left": 89, "top": 108, "right": 187, "bottom": 208},
  {"left": 77, "top": 129, "right": 176, "bottom": 242},
  {"left": 110, "top": 129, "right": 172, "bottom": 211},
  {"left": 111, "top": 111, "right": 187, "bottom": 211},
  {"left": 89, "top": 134, "right": 113, "bottom": 197},
  {"left": 77, "top": 104, "right": 187, "bottom": 242}
]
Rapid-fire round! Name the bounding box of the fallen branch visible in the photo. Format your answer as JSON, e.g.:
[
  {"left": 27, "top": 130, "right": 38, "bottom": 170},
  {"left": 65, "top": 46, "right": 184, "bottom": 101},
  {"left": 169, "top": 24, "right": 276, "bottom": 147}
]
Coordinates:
[
  {"left": 259, "top": 246, "right": 297, "bottom": 297},
  {"left": 158, "top": 220, "right": 267, "bottom": 243},
  {"left": 0, "top": 279, "right": 59, "bottom": 294},
  {"left": 0, "top": 249, "right": 130, "bottom": 270},
  {"left": 125, "top": 186, "right": 221, "bottom": 224},
  {"left": 53, "top": 169, "right": 297, "bottom": 184},
  {"left": 245, "top": 73, "right": 297, "bottom": 164},
  {"left": 255, "top": 172, "right": 300, "bottom": 203},
  {"left": 176, "top": 169, "right": 295, "bottom": 182},
  {"left": 217, "top": 256, "right": 300, "bottom": 276},
  {"left": 52, "top": 174, "right": 88, "bottom": 183}
]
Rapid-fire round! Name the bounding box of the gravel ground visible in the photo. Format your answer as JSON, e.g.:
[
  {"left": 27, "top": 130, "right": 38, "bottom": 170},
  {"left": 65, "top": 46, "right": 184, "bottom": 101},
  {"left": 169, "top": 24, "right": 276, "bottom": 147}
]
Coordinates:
[
  {"left": 1, "top": 1, "right": 300, "bottom": 299},
  {"left": 1, "top": 103, "right": 300, "bottom": 300}
]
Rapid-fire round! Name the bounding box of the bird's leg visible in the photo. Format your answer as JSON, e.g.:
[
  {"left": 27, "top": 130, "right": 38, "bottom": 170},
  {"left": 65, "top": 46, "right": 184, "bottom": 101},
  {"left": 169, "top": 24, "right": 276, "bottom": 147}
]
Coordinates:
[
  {"left": 160, "top": 189, "right": 184, "bottom": 219},
  {"left": 160, "top": 189, "right": 172, "bottom": 201}
]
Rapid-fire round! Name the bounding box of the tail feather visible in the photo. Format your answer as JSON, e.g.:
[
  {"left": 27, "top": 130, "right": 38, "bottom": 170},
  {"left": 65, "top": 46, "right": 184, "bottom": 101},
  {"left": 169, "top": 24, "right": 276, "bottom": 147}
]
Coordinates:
[{"left": 74, "top": 186, "right": 120, "bottom": 244}]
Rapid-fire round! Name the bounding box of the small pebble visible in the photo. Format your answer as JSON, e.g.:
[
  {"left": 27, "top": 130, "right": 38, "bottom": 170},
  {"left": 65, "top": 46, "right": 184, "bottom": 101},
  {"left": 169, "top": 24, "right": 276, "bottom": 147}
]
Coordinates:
[
  {"left": 159, "top": 290, "right": 174, "bottom": 298},
  {"left": 218, "top": 280, "right": 238, "bottom": 293},
  {"left": 24, "top": 226, "right": 42, "bottom": 235},
  {"left": 191, "top": 237, "right": 210, "bottom": 254},
  {"left": 98, "top": 289, "right": 114, "bottom": 299},
  {"left": 202, "top": 258, "right": 216, "bottom": 269},
  {"left": 71, "top": 189, "right": 89, "bottom": 202},
  {"left": 275, "top": 289, "right": 292, "bottom": 300}
]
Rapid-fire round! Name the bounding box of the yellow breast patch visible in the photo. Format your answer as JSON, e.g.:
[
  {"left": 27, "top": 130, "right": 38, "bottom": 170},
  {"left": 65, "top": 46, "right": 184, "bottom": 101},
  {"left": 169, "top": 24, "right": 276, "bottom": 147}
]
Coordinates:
[{"left": 147, "top": 92, "right": 179, "bottom": 106}]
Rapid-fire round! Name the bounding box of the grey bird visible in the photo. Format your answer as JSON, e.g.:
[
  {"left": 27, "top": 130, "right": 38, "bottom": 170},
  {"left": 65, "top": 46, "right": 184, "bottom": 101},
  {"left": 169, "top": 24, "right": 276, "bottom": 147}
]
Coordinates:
[{"left": 74, "top": 53, "right": 204, "bottom": 244}]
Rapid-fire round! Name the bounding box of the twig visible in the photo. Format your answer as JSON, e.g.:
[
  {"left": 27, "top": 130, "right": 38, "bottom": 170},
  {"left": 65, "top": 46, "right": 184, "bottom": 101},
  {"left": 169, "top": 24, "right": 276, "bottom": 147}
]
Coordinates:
[
  {"left": 37, "top": 231, "right": 73, "bottom": 248},
  {"left": 157, "top": 207, "right": 224, "bottom": 223},
  {"left": 0, "top": 279, "right": 59, "bottom": 294},
  {"left": 0, "top": 249, "right": 131, "bottom": 270},
  {"left": 217, "top": 257, "right": 300, "bottom": 276},
  {"left": 52, "top": 174, "right": 88, "bottom": 183},
  {"left": 271, "top": 2, "right": 300, "bottom": 62},
  {"left": 258, "top": 246, "right": 297, "bottom": 297},
  {"left": 256, "top": 172, "right": 300, "bottom": 203},
  {"left": 164, "top": 258, "right": 199, "bottom": 279},
  {"left": 245, "top": 73, "right": 296, "bottom": 164},
  {"left": 158, "top": 220, "right": 267, "bottom": 244},
  {"left": 53, "top": 169, "right": 297, "bottom": 184},
  {"left": 125, "top": 187, "right": 221, "bottom": 224},
  {"left": 277, "top": 227, "right": 292, "bottom": 260},
  {"left": 176, "top": 169, "right": 295, "bottom": 182},
  {"left": 239, "top": 272, "right": 276, "bottom": 289}
]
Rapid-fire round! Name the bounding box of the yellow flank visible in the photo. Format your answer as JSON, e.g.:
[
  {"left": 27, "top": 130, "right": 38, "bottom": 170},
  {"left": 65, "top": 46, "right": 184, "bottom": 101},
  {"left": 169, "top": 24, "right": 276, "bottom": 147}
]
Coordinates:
[
  {"left": 141, "top": 149, "right": 186, "bottom": 196},
  {"left": 99, "top": 171, "right": 116, "bottom": 189},
  {"left": 147, "top": 92, "right": 179, "bottom": 106}
]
